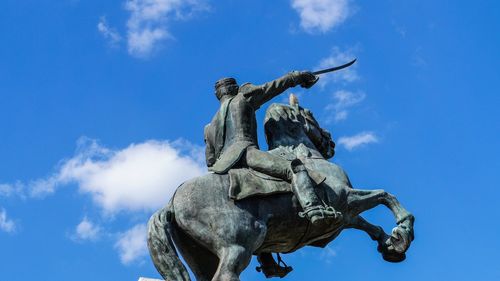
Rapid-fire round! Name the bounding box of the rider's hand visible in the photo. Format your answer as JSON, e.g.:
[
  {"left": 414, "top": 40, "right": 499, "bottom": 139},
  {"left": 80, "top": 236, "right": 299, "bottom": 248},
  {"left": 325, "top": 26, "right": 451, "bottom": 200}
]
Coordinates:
[{"left": 298, "top": 71, "right": 319, "bottom": 89}]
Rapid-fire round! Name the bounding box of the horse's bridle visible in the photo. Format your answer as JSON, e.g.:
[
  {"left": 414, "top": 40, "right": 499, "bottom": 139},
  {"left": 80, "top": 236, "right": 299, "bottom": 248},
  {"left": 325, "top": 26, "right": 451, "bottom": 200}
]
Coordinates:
[{"left": 300, "top": 109, "right": 335, "bottom": 159}]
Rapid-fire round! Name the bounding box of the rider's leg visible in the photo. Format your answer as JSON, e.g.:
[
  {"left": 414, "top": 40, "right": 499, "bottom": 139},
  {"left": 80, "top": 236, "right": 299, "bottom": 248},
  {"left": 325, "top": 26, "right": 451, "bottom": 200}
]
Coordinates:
[
  {"left": 290, "top": 159, "right": 341, "bottom": 224},
  {"left": 243, "top": 146, "right": 293, "bottom": 180},
  {"left": 244, "top": 147, "right": 340, "bottom": 224}
]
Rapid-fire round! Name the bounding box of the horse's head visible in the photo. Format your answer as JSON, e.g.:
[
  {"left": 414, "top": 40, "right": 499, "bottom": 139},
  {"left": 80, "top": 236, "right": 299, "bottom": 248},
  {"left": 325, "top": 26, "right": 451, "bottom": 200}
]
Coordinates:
[{"left": 264, "top": 95, "right": 335, "bottom": 159}]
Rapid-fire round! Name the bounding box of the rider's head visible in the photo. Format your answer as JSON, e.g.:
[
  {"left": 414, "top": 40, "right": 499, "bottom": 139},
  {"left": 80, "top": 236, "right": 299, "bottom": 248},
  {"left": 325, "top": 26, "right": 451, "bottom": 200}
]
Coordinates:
[{"left": 215, "top": 77, "right": 239, "bottom": 100}]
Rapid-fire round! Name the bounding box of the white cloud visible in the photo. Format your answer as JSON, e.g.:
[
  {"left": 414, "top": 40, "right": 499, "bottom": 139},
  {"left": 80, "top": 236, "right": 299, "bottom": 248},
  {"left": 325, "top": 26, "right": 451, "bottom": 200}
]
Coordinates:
[
  {"left": 30, "top": 176, "right": 60, "bottom": 198},
  {"left": 73, "top": 217, "right": 101, "bottom": 241},
  {"left": 0, "top": 184, "right": 12, "bottom": 196},
  {"left": 23, "top": 137, "right": 205, "bottom": 214},
  {"left": 115, "top": 223, "right": 148, "bottom": 264},
  {"left": 317, "top": 46, "right": 359, "bottom": 86},
  {"left": 324, "top": 90, "right": 365, "bottom": 122},
  {"left": 98, "top": 16, "right": 122, "bottom": 46},
  {"left": 331, "top": 90, "right": 365, "bottom": 109},
  {"left": 0, "top": 137, "right": 205, "bottom": 263},
  {"left": 0, "top": 182, "right": 28, "bottom": 199},
  {"left": 125, "top": 0, "right": 209, "bottom": 57},
  {"left": 0, "top": 208, "right": 16, "bottom": 233},
  {"left": 337, "top": 131, "right": 378, "bottom": 150},
  {"left": 291, "top": 0, "right": 351, "bottom": 33}
]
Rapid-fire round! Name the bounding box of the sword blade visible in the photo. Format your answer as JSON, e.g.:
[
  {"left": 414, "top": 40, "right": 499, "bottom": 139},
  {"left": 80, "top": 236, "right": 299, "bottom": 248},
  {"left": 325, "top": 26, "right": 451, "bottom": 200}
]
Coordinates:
[{"left": 312, "top": 58, "right": 357, "bottom": 75}]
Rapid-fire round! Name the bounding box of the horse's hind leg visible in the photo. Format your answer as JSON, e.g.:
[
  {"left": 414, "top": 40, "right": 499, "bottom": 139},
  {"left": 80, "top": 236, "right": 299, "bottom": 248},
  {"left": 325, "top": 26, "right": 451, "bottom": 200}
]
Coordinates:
[
  {"left": 171, "top": 224, "right": 219, "bottom": 281},
  {"left": 347, "top": 189, "right": 414, "bottom": 256},
  {"left": 210, "top": 219, "right": 267, "bottom": 281},
  {"left": 176, "top": 210, "right": 266, "bottom": 281},
  {"left": 210, "top": 215, "right": 267, "bottom": 281},
  {"left": 212, "top": 245, "right": 253, "bottom": 281},
  {"left": 347, "top": 215, "right": 406, "bottom": 262}
]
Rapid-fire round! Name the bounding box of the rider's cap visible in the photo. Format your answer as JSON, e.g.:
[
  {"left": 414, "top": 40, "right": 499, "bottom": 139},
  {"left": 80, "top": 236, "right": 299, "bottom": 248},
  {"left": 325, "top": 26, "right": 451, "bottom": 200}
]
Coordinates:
[{"left": 215, "top": 77, "right": 237, "bottom": 90}]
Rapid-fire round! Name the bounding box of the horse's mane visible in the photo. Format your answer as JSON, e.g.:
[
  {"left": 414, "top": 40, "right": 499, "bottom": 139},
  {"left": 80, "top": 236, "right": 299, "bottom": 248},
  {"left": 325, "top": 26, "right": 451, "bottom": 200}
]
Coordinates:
[{"left": 264, "top": 103, "right": 335, "bottom": 159}]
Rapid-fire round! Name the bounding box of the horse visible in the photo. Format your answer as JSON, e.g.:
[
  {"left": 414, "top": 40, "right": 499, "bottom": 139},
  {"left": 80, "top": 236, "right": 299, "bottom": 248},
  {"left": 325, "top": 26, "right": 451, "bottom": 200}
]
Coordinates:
[{"left": 147, "top": 100, "right": 415, "bottom": 281}]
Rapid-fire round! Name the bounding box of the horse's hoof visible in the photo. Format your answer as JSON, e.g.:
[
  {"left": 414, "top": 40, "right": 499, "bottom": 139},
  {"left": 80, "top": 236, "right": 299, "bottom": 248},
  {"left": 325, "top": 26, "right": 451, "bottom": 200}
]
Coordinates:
[
  {"left": 382, "top": 250, "right": 406, "bottom": 263},
  {"left": 377, "top": 225, "right": 412, "bottom": 263},
  {"left": 389, "top": 225, "right": 411, "bottom": 254},
  {"left": 377, "top": 240, "right": 406, "bottom": 263}
]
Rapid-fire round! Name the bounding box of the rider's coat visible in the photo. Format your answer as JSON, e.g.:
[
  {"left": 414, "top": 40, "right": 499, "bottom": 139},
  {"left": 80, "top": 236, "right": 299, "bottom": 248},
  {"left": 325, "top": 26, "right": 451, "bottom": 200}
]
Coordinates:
[{"left": 204, "top": 74, "right": 298, "bottom": 174}]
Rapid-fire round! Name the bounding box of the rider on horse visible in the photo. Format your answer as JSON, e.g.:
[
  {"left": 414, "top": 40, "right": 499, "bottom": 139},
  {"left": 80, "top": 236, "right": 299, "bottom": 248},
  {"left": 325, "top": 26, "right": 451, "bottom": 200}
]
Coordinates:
[
  {"left": 204, "top": 72, "right": 345, "bottom": 278},
  {"left": 204, "top": 72, "right": 342, "bottom": 225},
  {"left": 147, "top": 61, "right": 415, "bottom": 281}
]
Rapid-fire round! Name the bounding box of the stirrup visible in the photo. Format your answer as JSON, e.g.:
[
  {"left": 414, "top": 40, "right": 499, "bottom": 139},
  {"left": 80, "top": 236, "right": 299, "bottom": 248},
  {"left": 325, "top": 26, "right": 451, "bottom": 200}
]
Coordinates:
[
  {"left": 256, "top": 264, "right": 293, "bottom": 278},
  {"left": 256, "top": 253, "right": 293, "bottom": 278},
  {"left": 299, "top": 205, "right": 342, "bottom": 224}
]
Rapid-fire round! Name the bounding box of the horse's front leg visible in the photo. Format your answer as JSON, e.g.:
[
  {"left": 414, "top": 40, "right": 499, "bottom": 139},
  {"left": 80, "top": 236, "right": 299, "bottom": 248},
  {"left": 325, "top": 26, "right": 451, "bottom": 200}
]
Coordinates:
[
  {"left": 346, "top": 215, "right": 407, "bottom": 262},
  {"left": 347, "top": 189, "right": 414, "bottom": 257}
]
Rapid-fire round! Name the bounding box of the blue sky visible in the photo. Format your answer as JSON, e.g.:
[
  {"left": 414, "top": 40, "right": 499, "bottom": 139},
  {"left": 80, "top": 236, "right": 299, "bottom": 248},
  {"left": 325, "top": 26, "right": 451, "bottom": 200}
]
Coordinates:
[{"left": 1, "top": 0, "right": 499, "bottom": 280}]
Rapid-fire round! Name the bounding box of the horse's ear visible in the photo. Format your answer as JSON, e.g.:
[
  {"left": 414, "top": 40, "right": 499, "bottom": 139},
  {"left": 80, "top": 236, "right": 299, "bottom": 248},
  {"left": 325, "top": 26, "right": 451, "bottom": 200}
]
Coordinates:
[{"left": 289, "top": 94, "right": 299, "bottom": 107}]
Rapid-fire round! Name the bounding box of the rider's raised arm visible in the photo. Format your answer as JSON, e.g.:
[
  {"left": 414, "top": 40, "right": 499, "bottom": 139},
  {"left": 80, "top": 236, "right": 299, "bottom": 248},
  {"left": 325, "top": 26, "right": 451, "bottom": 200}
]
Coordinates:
[
  {"left": 241, "top": 72, "right": 300, "bottom": 109},
  {"left": 241, "top": 71, "right": 317, "bottom": 109}
]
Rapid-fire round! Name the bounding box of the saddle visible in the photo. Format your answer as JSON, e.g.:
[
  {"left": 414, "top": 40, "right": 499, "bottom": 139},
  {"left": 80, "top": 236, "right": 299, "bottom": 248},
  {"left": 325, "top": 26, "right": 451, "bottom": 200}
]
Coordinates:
[{"left": 228, "top": 167, "right": 325, "bottom": 201}]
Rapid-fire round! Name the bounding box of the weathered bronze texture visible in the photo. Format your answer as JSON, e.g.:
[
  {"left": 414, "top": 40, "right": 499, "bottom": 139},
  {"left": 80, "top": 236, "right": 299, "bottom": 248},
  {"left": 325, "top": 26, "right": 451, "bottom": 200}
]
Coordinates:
[{"left": 147, "top": 71, "right": 415, "bottom": 281}]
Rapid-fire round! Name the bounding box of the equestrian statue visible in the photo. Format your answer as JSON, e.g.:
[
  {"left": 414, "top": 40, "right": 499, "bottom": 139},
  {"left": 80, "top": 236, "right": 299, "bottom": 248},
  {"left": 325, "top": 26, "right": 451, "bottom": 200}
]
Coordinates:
[{"left": 147, "top": 60, "right": 415, "bottom": 281}]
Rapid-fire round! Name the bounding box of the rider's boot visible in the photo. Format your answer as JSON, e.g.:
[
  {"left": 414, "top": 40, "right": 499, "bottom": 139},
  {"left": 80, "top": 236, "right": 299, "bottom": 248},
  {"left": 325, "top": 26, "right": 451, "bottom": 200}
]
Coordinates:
[{"left": 290, "top": 159, "right": 342, "bottom": 225}]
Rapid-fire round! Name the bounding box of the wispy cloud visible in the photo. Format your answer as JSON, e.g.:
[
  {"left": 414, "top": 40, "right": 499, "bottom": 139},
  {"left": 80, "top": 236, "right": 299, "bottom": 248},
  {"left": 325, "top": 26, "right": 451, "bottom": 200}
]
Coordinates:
[
  {"left": 337, "top": 132, "right": 378, "bottom": 150},
  {"left": 0, "top": 208, "right": 16, "bottom": 233},
  {"left": 97, "top": 16, "right": 122, "bottom": 47},
  {"left": 0, "top": 183, "right": 24, "bottom": 198},
  {"left": 72, "top": 217, "right": 101, "bottom": 241},
  {"left": 125, "top": 0, "right": 209, "bottom": 57},
  {"left": 412, "top": 47, "right": 427, "bottom": 68},
  {"left": 391, "top": 20, "right": 407, "bottom": 38},
  {"left": 315, "top": 47, "right": 367, "bottom": 126},
  {"left": 291, "top": 0, "right": 352, "bottom": 33},
  {"left": 314, "top": 47, "right": 380, "bottom": 152},
  {"left": 317, "top": 46, "right": 359, "bottom": 87},
  {"left": 115, "top": 223, "right": 148, "bottom": 264},
  {"left": 324, "top": 90, "right": 365, "bottom": 123},
  {"left": 320, "top": 245, "right": 337, "bottom": 264}
]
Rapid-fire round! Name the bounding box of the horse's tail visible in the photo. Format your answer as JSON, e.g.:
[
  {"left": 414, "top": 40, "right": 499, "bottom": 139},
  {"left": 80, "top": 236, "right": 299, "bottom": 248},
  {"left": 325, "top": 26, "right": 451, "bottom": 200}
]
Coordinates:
[{"left": 147, "top": 200, "right": 191, "bottom": 281}]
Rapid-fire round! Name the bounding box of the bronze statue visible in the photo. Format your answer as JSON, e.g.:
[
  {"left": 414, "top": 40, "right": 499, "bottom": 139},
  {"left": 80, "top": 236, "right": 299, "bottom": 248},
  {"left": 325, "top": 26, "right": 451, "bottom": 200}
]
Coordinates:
[{"left": 147, "top": 63, "right": 415, "bottom": 281}]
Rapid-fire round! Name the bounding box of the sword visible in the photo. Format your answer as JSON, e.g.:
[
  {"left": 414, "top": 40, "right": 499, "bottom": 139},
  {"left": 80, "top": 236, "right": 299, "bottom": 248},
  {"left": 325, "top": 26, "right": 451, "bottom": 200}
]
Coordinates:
[{"left": 312, "top": 58, "right": 357, "bottom": 75}]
